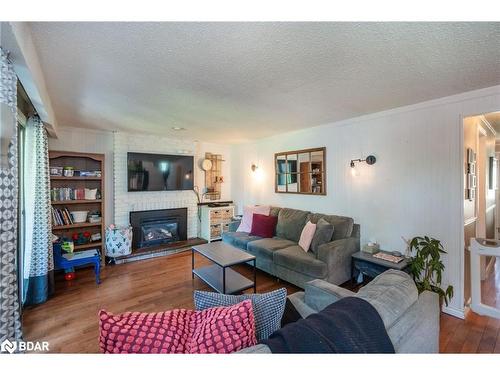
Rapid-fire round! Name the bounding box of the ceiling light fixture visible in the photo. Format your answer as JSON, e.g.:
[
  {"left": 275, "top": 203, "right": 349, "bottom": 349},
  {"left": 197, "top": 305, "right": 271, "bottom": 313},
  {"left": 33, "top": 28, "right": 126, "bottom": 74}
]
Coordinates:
[{"left": 172, "top": 127, "right": 186, "bottom": 131}]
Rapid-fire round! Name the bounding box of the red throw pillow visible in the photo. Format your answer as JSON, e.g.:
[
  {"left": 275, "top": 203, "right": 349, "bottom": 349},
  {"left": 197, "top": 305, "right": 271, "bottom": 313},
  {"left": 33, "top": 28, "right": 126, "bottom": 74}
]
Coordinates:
[
  {"left": 249, "top": 213, "right": 278, "bottom": 238},
  {"left": 99, "top": 299, "right": 256, "bottom": 354}
]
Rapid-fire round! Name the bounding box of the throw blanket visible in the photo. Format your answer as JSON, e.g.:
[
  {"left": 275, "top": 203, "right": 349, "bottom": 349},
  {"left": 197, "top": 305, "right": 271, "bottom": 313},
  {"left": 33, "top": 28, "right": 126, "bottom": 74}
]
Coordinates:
[{"left": 262, "top": 297, "right": 395, "bottom": 353}]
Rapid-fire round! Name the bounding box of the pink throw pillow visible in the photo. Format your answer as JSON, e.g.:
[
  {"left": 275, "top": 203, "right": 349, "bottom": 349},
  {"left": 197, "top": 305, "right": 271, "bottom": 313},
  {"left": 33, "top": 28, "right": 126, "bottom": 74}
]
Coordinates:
[
  {"left": 237, "top": 205, "right": 270, "bottom": 232},
  {"left": 298, "top": 221, "right": 317, "bottom": 252},
  {"left": 189, "top": 300, "right": 256, "bottom": 353},
  {"left": 99, "top": 300, "right": 256, "bottom": 354}
]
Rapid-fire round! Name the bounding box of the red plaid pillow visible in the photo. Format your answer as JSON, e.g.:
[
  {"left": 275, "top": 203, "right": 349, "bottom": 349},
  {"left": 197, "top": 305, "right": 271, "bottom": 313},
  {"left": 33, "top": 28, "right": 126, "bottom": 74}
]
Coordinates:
[{"left": 99, "top": 299, "right": 256, "bottom": 354}]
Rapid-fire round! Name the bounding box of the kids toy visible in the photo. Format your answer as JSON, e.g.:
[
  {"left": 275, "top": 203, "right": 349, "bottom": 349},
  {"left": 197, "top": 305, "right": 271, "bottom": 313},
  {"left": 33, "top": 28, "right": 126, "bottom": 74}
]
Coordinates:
[
  {"left": 53, "top": 241, "right": 101, "bottom": 285},
  {"left": 72, "top": 231, "right": 91, "bottom": 245},
  {"left": 61, "top": 240, "right": 74, "bottom": 256},
  {"left": 64, "top": 268, "right": 76, "bottom": 281}
]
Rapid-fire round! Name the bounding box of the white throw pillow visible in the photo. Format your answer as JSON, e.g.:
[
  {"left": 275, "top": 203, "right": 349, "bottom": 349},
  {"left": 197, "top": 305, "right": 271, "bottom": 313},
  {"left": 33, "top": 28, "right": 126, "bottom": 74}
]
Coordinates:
[
  {"left": 298, "top": 221, "right": 317, "bottom": 252},
  {"left": 237, "top": 205, "right": 271, "bottom": 233}
]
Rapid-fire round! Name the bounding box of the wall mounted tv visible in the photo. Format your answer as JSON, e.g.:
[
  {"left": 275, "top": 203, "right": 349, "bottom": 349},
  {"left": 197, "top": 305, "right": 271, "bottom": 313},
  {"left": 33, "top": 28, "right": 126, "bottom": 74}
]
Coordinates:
[{"left": 127, "top": 152, "right": 194, "bottom": 192}]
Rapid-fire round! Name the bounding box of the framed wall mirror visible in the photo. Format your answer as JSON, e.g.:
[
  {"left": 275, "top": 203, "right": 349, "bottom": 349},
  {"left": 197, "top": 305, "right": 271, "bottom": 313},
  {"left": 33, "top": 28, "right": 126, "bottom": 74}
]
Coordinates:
[{"left": 274, "top": 147, "right": 326, "bottom": 195}]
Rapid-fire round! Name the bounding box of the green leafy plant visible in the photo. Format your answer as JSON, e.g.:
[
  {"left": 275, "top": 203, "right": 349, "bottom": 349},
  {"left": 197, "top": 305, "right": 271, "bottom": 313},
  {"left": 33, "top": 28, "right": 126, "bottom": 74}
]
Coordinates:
[{"left": 408, "top": 236, "right": 454, "bottom": 306}]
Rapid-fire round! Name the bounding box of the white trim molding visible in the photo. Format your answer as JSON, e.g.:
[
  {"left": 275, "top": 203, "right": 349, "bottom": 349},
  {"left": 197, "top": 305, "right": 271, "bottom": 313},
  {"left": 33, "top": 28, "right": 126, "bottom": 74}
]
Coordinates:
[
  {"left": 464, "top": 216, "right": 477, "bottom": 226},
  {"left": 442, "top": 305, "right": 466, "bottom": 319},
  {"left": 479, "top": 115, "right": 497, "bottom": 137}
]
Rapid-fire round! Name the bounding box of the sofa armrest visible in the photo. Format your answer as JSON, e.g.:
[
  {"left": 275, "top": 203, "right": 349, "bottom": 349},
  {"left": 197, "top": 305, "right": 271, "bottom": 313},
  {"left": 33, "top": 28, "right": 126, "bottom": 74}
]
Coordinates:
[
  {"left": 304, "top": 279, "right": 356, "bottom": 312},
  {"left": 316, "top": 237, "right": 360, "bottom": 285},
  {"left": 228, "top": 219, "right": 241, "bottom": 232},
  {"left": 388, "top": 290, "right": 439, "bottom": 353},
  {"left": 235, "top": 344, "right": 272, "bottom": 354}
]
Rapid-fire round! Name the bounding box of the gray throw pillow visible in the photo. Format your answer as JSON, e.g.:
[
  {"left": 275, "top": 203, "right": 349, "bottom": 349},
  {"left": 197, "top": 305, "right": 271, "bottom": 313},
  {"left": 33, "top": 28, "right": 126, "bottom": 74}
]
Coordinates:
[
  {"left": 310, "top": 218, "right": 334, "bottom": 254},
  {"left": 193, "top": 288, "right": 287, "bottom": 341}
]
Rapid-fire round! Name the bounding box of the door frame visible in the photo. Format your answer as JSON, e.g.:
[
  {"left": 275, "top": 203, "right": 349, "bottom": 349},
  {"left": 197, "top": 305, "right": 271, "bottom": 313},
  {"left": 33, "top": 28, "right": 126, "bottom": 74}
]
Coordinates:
[{"left": 460, "top": 112, "right": 499, "bottom": 317}]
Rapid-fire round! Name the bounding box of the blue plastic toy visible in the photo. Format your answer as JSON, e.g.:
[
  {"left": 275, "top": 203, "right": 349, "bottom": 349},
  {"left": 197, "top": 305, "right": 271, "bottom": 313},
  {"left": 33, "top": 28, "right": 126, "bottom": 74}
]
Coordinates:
[{"left": 53, "top": 241, "right": 101, "bottom": 284}]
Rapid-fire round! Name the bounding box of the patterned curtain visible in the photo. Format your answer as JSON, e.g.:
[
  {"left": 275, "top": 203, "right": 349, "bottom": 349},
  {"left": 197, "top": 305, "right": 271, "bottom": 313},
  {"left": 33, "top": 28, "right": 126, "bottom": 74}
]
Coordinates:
[
  {"left": 0, "top": 49, "right": 23, "bottom": 343},
  {"left": 23, "top": 116, "right": 54, "bottom": 305}
]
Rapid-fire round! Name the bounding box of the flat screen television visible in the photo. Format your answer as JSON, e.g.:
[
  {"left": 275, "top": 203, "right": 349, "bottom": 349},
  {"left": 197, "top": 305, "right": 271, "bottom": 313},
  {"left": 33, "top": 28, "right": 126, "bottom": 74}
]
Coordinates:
[{"left": 127, "top": 152, "right": 194, "bottom": 192}]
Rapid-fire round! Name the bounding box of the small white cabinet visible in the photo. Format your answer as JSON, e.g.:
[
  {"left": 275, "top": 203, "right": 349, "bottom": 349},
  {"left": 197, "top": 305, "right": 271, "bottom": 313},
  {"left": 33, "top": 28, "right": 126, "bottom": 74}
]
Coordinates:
[{"left": 200, "top": 205, "right": 235, "bottom": 242}]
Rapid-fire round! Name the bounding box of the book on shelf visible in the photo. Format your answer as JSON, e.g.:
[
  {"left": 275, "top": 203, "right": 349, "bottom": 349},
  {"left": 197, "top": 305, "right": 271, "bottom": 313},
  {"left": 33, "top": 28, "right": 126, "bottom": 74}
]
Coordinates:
[
  {"left": 51, "top": 187, "right": 97, "bottom": 201},
  {"left": 51, "top": 207, "right": 75, "bottom": 226}
]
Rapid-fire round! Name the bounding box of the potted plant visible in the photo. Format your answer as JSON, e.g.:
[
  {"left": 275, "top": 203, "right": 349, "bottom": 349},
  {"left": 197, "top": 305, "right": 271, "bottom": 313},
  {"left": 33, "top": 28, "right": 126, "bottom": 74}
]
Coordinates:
[{"left": 408, "top": 236, "right": 454, "bottom": 306}]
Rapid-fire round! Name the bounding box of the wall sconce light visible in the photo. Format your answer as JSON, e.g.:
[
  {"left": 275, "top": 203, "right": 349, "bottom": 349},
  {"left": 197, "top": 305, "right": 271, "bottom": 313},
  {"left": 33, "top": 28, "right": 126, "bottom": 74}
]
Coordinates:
[
  {"left": 251, "top": 164, "right": 258, "bottom": 172},
  {"left": 350, "top": 155, "right": 376, "bottom": 176}
]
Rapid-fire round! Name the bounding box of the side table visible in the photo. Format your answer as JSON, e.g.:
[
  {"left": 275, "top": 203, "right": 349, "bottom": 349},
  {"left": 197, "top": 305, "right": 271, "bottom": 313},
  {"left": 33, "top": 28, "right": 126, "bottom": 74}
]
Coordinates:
[{"left": 351, "top": 251, "right": 410, "bottom": 284}]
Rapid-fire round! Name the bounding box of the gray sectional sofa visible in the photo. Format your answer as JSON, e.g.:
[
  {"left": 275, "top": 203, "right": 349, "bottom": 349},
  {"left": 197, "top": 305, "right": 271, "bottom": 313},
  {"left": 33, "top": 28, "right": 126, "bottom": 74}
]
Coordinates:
[
  {"left": 239, "top": 270, "right": 440, "bottom": 353},
  {"left": 222, "top": 207, "right": 360, "bottom": 288}
]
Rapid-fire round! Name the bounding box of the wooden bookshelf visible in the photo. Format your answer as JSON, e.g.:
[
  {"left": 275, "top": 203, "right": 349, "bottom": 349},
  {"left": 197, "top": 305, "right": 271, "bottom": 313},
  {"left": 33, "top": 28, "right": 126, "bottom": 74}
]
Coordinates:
[
  {"left": 52, "top": 222, "right": 102, "bottom": 230},
  {"left": 74, "top": 242, "right": 103, "bottom": 251},
  {"left": 50, "top": 176, "right": 102, "bottom": 181},
  {"left": 49, "top": 151, "right": 105, "bottom": 264},
  {"left": 52, "top": 200, "right": 102, "bottom": 205}
]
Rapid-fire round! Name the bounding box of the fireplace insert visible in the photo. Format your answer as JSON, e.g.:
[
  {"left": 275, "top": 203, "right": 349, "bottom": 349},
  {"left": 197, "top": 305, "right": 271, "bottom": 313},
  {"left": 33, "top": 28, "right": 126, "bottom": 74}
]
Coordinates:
[
  {"left": 141, "top": 219, "right": 179, "bottom": 248},
  {"left": 130, "top": 208, "right": 187, "bottom": 250}
]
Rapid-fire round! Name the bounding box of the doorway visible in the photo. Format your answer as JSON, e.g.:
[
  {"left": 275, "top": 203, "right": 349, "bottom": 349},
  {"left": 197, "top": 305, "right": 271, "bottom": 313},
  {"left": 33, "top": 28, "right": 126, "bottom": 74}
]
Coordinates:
[{"left": 463, "top": 111, "right": 499, "bottom": 309}]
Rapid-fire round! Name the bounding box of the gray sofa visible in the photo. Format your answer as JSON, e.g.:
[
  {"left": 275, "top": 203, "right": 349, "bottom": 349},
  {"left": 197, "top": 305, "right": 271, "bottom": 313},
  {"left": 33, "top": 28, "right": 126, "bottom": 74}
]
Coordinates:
[
  {"left": 239, "top": 270, "right": 440, "bottom": 353},
  {"left": 222, "top": 207, "right": 360, "bottom": 288}
]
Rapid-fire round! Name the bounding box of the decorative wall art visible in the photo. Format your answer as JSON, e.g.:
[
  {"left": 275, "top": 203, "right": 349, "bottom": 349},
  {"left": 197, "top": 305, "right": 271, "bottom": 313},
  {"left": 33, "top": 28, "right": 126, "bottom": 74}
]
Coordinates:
[
  {"left": 466, "top": 148, "right": 477, "bottom": 201},
  {"left": 274, "top": 147, "right": 326, "bottom": 195}
]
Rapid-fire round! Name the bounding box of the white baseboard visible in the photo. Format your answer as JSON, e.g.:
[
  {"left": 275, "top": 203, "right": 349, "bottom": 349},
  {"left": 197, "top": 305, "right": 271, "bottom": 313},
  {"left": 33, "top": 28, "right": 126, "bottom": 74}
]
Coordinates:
[{"left": 442, "top": 305, "right": 466, "bottom": 319}]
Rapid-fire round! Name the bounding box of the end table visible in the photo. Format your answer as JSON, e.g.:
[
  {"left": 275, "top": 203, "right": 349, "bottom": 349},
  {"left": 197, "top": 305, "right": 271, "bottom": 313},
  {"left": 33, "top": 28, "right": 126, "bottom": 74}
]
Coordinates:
[{"left": 351, "top": 251, "right": 410, "bottom": 284}]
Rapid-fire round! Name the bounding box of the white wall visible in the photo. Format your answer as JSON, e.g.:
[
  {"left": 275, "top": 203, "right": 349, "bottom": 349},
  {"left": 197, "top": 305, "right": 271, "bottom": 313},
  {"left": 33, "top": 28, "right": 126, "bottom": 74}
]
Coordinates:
[{"left": 231, "top": 85, "right": 500, "bottom": 317}]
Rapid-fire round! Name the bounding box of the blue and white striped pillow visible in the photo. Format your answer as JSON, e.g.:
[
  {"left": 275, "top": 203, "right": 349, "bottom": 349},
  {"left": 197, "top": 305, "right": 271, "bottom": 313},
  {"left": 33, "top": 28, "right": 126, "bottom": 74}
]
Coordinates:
[{"left": 193, "top": 288, "right": 287, "bottom": 341}]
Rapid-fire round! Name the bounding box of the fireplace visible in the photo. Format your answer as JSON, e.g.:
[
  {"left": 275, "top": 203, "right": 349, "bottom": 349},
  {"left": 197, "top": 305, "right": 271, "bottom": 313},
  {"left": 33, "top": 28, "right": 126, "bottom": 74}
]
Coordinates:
[{"left": 130, "top": 208, "right": 187, "bottom": 250}]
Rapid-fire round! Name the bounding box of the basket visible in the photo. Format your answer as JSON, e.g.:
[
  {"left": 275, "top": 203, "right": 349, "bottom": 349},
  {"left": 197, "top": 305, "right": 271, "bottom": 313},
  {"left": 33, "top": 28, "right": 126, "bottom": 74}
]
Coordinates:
[
  {"left": 105, "top": 225, "right": 133, "bottom": 258},
  {"left": 70, "top": 210, "right": 88, "bottom": 223}
]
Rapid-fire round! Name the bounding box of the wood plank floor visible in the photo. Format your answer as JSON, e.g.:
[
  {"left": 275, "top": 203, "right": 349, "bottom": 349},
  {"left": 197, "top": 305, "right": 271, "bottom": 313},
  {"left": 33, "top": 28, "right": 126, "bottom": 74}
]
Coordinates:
[
  {"left": 22, "top": 250, "right": 299, "bottom": 353},
  {"left": 22, "top": 250, "right": 500, "bottom": 353},
  {"left": 440, "top": 260, "right": 500, "bottom": 353}
]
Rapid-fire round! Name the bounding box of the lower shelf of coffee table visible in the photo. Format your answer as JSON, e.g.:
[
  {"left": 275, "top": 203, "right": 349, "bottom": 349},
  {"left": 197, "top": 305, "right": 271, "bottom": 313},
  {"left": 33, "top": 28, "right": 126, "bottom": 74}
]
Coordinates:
[{"left": 193, "top": 264, "right": 254, "bottom": 294}]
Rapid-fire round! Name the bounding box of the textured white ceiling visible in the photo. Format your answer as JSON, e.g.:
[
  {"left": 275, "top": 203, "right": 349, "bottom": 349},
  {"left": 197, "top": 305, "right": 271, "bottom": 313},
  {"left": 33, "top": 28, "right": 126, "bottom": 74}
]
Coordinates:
[{"left": 29, "top": 22, "right": 500, "bottom": 143}]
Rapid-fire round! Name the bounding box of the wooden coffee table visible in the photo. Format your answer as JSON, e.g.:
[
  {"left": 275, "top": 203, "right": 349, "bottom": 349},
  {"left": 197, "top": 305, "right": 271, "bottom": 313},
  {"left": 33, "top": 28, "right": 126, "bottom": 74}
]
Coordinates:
[{"left": 192, "top": 242, "right": 256, "bottom": 294}]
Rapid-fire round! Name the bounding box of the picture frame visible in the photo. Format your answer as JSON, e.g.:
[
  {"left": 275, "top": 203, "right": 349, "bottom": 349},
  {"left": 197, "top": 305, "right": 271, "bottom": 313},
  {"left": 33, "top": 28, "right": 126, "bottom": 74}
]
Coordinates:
[
  {"left": 467, "top": 174, "right": 477, "bottom": 189},
  {"left": 467, "top": 148, "right": 476, "bottom": 163},
  {"left": 468, "top": 188, "right": 476, "bottom": 201},
  {"left": 468, "top": 162, "right": 476, "bottom": 175}
]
